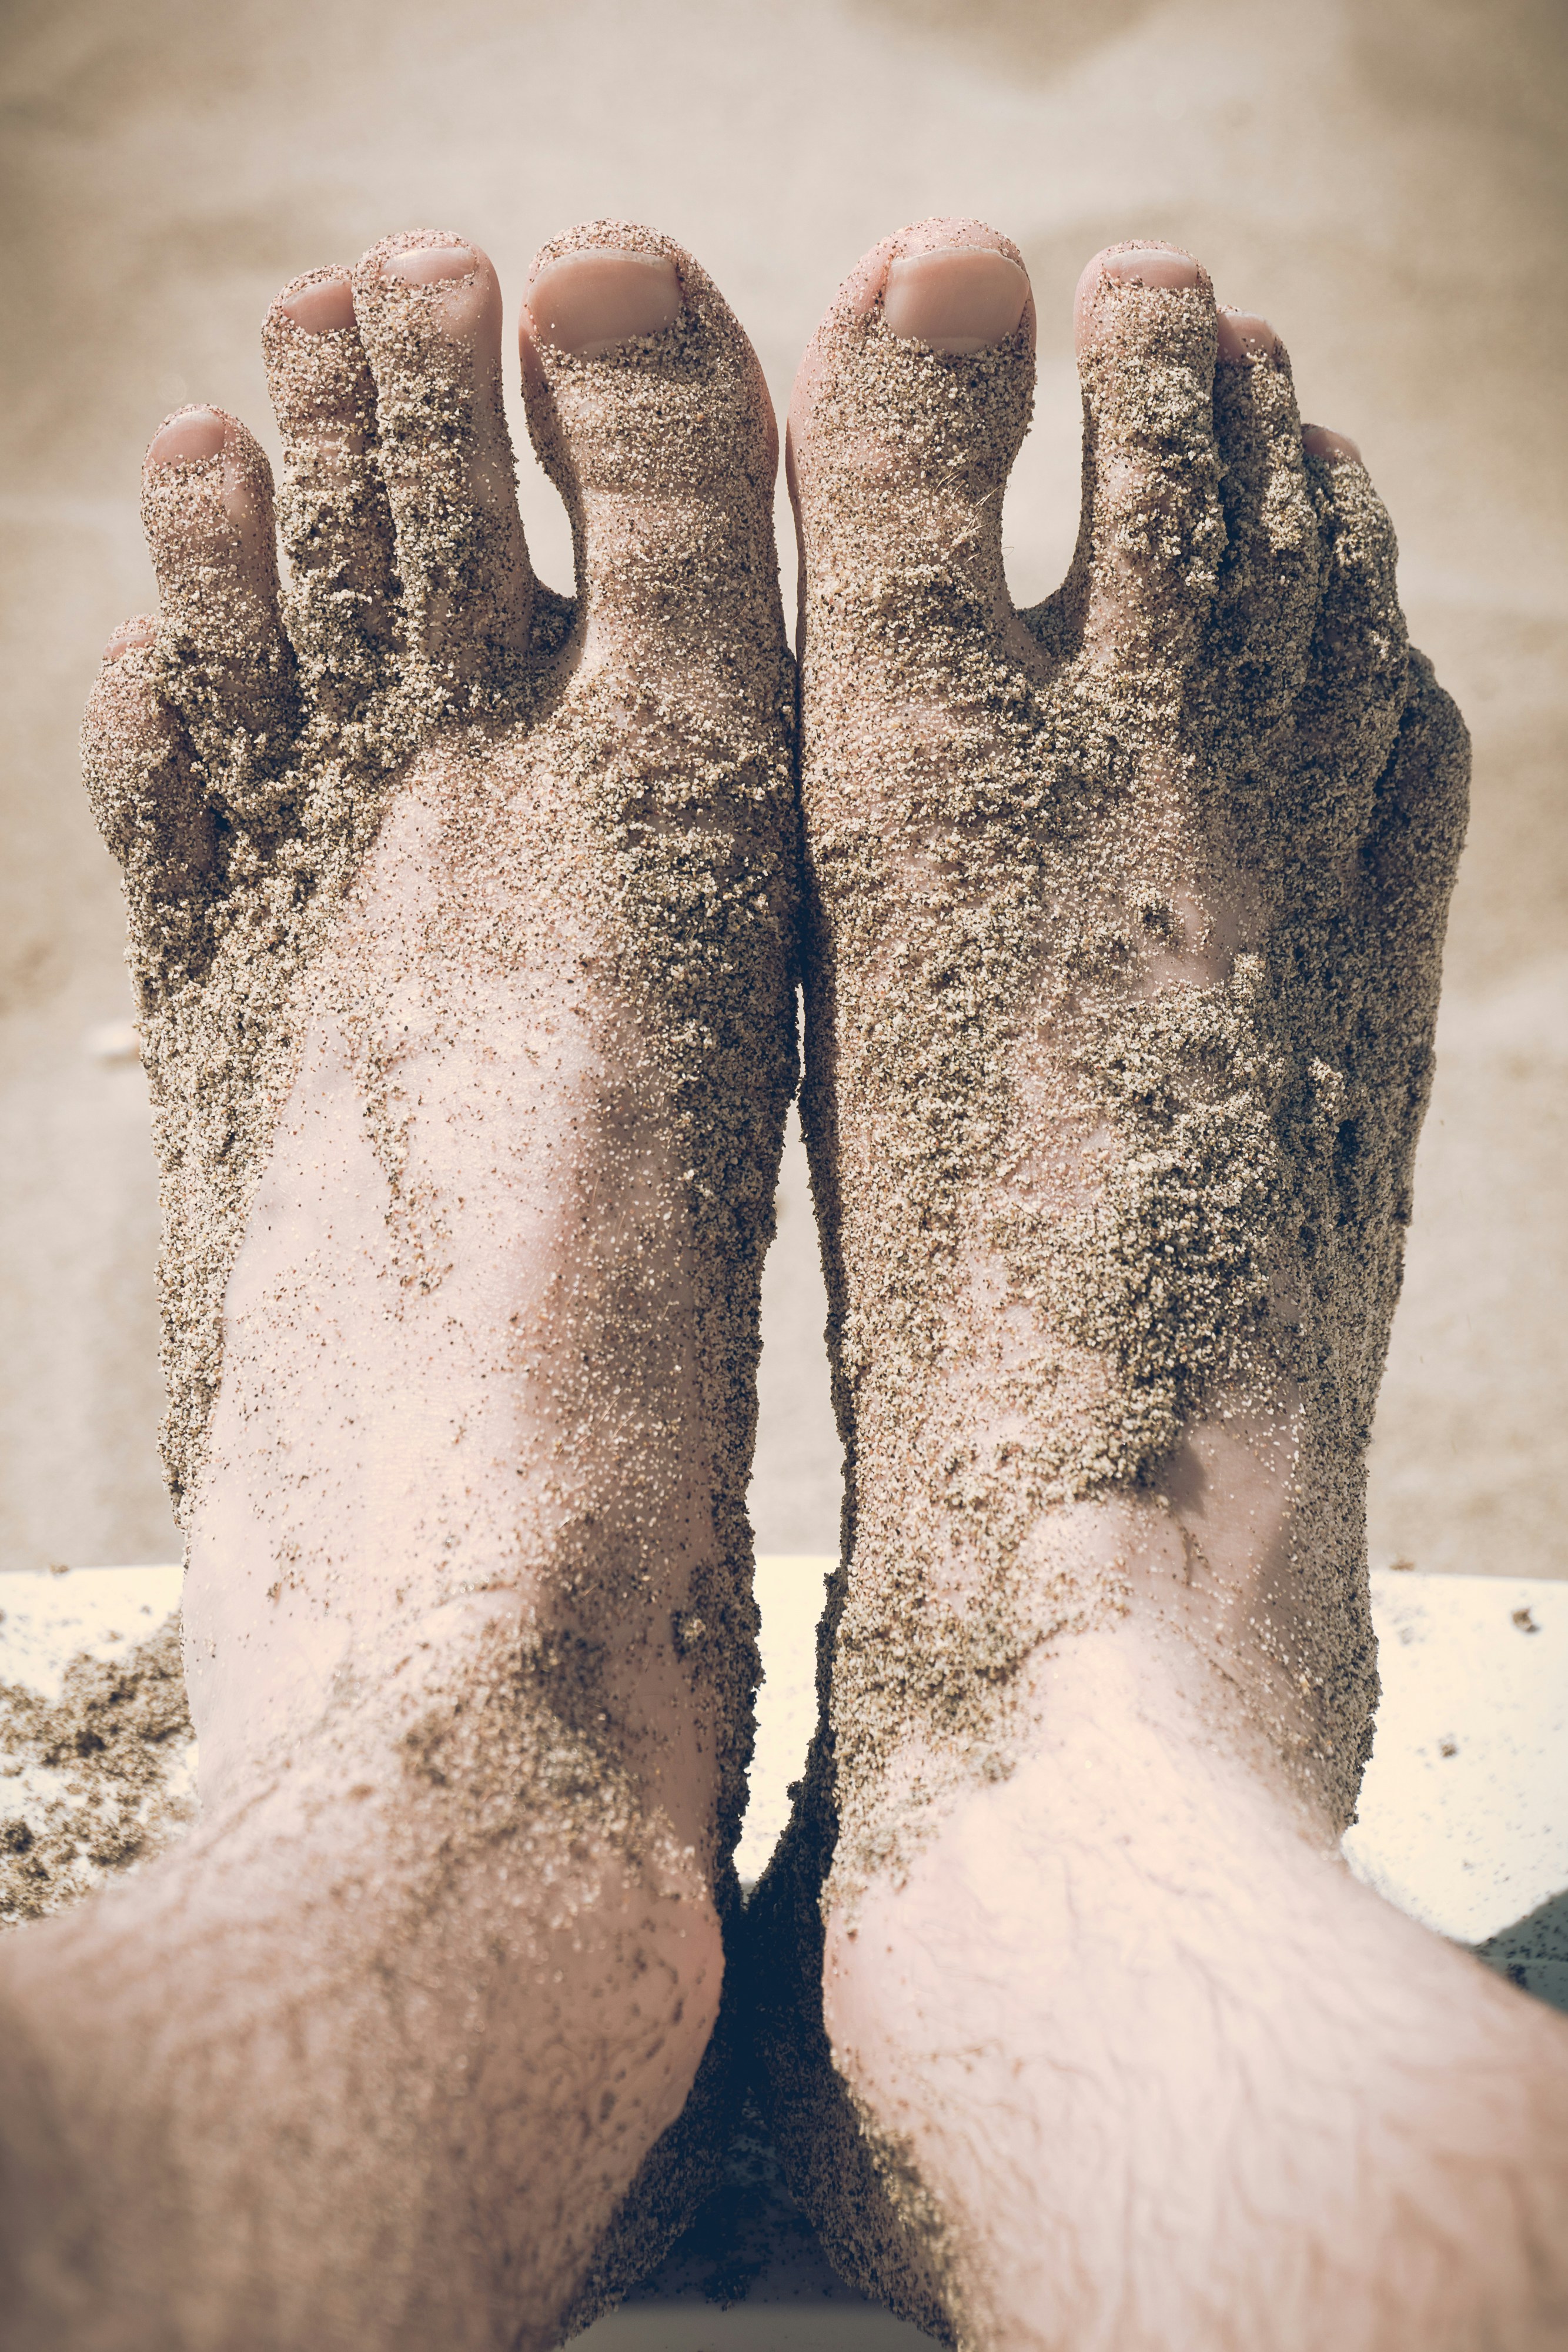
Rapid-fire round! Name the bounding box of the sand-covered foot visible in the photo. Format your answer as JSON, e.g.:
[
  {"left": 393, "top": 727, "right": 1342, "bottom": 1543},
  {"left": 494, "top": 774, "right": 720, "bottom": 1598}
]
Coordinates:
[
  {"left": 748, "top": 222, "right": 1568, "bottom": 2348},
  {"left": 0, "top": 225, "right": 793, "bottom": 2350}
]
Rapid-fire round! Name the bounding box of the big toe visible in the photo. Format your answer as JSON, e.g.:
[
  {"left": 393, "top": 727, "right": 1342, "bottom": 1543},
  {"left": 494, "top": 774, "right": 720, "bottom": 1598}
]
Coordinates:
[{"left": 520, "top": 223, "right": 783, "bottom": 683}]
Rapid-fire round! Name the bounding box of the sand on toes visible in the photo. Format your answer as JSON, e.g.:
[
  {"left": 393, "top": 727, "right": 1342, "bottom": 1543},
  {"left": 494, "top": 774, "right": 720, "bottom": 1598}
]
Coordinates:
[
  {"left": 746, "top": 222, "right": 1472, "bottom": 2340},
  {"left": 62, "top": 223, "right": 795, "bottom": 2344}
]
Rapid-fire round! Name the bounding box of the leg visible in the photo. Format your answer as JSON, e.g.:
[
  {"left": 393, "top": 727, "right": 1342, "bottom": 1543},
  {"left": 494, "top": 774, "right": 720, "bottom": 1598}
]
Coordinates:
[
  {"left": 1, "top": 221, "right": 794, "bottom": 2350},
  {"left": 750, "top": 220, "right": 1568, "bottom": 2349}
]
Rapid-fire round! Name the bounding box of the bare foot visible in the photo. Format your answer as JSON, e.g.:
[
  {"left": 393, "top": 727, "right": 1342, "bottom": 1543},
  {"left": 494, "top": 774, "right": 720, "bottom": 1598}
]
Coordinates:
[
  {"left": 748, "top": 221, "right": 1568, "bottom": 2348},
  {"left": 0, "top": 223, "right": 793, "bottom": 2348}
]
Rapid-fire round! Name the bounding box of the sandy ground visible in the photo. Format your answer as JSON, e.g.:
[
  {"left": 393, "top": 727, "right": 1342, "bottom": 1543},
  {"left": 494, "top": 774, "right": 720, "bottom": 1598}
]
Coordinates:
[{"left": 1, "top": 0, "right": 1563, "bottom": 1577}]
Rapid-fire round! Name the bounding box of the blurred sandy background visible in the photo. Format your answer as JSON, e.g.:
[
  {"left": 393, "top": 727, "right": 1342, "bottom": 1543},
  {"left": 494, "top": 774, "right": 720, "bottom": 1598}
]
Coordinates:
[{"left": 1, "top": 0, "right": 1563, "bottom": 1578}]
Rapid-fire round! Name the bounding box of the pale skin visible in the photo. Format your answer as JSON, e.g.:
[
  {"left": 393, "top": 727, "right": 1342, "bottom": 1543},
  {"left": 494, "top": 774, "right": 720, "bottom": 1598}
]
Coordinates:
[{"left": 0, "top": 215, "right": 1561, "bottom": 2352}]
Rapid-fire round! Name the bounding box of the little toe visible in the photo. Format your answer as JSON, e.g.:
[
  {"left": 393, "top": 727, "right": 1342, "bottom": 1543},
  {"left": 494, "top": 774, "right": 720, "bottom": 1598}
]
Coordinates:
[
  {"left": 520, "top": 222, "right": 785, "bottom": 701},
  {"left": 1296, "top": 423, "right": 1409, "bottom": 846},
  {"left": 141, "top": 405, "right": 299, "bottom": 817},
  {"left": 1209, "top": 305, "right": 1320, "bottom": 731},
  {"left": 350, "top": 232, "right": 533, "bottom": 698},
  {"left": 1070, "top": 241, "right": 1226, "bottom": 672},
  {"left": 1302, "top": 424, "right": 1363, "bottom": 465},
  {"left": 83, "top": 621, "right": 218, "bottom": 953},
  {"left": 788, "top": 218, "right": 1035, "bottom": 680},
  {"left": 262, "top": 267, "right": 399, "bottom": 705},
  {"left": 1364, "top": 649, "right": 1469, "bottom": 1015}
]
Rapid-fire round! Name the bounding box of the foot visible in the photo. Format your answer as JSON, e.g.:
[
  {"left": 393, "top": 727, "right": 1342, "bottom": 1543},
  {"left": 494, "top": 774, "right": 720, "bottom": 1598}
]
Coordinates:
[
  {"left": 2, "top": 223, "right": 794, "bottom": 2348},
  {"left": 748, "top": 222, "right": 1568, "bottom": 2348}
]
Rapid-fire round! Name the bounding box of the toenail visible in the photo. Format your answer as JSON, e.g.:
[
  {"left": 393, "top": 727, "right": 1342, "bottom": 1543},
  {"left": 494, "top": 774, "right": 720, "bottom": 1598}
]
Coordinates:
[
  {"left": 280, "top": 276, "right": 356, "bottom": 335},
  {"left": 882, "top": 247, "right": 1029, "bottom": 356},
  {"left": 105, "top": 620, "right": 155, "bottom": 663},
  {"left": 526, "top": 250, "right": 683, "bottom": 358},
  {"left": 149, "top": 409, "right": 226, "bottom": 467},
  {"left": 1216, "top": 309, "right": 1280, "bottom": 364},
  {"left": 381, "top": 242, "right": 478, "bottom": 288},
  {"left": 1098, "top": 246, "right": 1201, "bottom": 293},
  {"left": 1302, "top": 424, "right": 1363, "bottom": 464}
]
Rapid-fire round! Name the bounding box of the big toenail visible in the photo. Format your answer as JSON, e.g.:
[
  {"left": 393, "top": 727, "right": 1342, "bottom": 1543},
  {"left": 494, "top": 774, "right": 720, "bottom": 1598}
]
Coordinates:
[
  {"left": 382, "top": 243, "right": 478, "bottom": 288},
  {"left": 882, "top": 248, "right": 1029, "bottom": 355},
  {"left": 280, "top": 276, "right": 356, "bottom": 334},
  {"left": 1216, "top": 309, "right": 1279, "bottom": 363},
  {"left": 1302, "top": 424, "right": 1363, "bottom": 464},
  {"left": 1099, "top": 246, "right": 1201, "bottom": 292},
  {"left": 526, "top": 251, "right": 683, "bottom": 358},
  {"left": 149, "top": 409, "right": 226, "bottom": 467}
]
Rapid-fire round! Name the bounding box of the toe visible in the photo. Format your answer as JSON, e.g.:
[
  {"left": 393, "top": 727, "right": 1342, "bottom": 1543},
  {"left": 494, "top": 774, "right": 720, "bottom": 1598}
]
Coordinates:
[
  {"left": 1214, "top": 309, "right": 1281, "bottom": 366},
  {"left": 1069, "top": 242, "right": 1226, "bottom": 673},
  {"left": 350, "top": 232, "right": 533, "bottom": 698},
  {"left": 1209, "top": 306, "right": 1320, "bottom": 733},
  {"left": 519, "top": 222, "right": 785, "bottom": 704},
  {"left": 83, "top": 623, "right": 218, "bottom": 965},
  {"left": 1349, "top": 650, "right": 1469, "bottom": 1235},
  {"left": 1295, "top": 427, "right": 1409, "bottom": 855},
  {"left": 262, "top": 267, "right": 399, "bottom": 706},
  {"left": 141, "top": 405, "right": 299, "bottom": 817},
  {"left": 1364, "top": 649, "right": 1469, "bottom": 1014},
  {"left": 788, "top": 218, "right": 1035, "bottom": 677}
]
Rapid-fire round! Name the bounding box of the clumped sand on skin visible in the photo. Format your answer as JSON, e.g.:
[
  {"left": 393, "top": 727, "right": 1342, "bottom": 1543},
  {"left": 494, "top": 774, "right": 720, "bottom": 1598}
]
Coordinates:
[
  {"left": 748, "top": 243, "right": 1467, "bottom": 2331},
  {"left": 78, "top": 222, "right": 798, "bottom": 2323}
]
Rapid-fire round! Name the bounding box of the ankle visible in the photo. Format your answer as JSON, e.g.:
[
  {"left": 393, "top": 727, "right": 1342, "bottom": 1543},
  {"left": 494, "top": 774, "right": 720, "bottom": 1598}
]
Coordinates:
[
  {"left": 1023, "top": 1612, "right": 1344, "bottom": 1854},
  {"left": 1005, "top": 1454, "right": 1374, "bottom": 1833}
]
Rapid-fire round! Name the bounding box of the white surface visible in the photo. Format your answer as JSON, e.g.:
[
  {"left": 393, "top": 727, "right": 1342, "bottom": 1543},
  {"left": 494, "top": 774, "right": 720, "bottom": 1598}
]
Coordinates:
[
  {"left": 735, "top": 1556, "right": 832, "bottom": 1886},
  {"left": 80, "top": 1020, "right": 141, "bottom": 1065},
  {"left": 0, "top": 1563, "right": 185, "bottom": 1706},
  {"left": 0, "top": 1564, "right": 198, "bottom": 1909},
  {"left": 1346, "top": 1572, "right": 1567, "bottom": 1945}
]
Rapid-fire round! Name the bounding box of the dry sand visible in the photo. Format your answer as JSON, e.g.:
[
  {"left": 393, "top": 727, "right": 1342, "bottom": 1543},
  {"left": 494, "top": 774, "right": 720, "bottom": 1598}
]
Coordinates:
[{"left": 1, "top": 0, "right": 1564, "bottom": 1579}]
